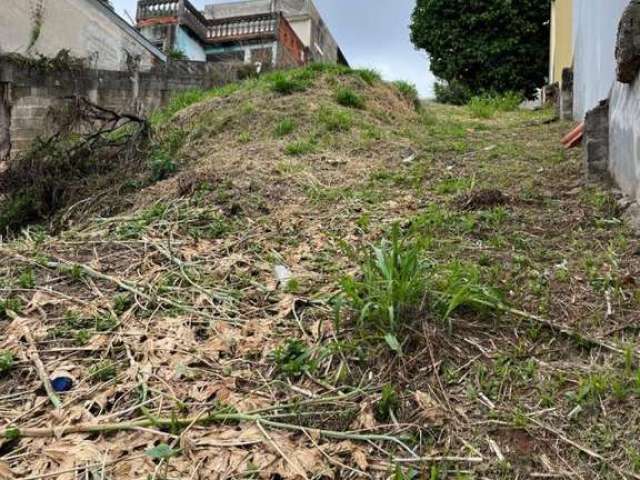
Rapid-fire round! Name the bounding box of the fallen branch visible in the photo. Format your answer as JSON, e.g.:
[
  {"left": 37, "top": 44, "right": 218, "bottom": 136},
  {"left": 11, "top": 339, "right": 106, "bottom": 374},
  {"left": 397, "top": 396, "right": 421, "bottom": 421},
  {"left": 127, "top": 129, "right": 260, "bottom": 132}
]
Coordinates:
[{"left": 0, "top": 411, "right": 417, "bottom": 457}]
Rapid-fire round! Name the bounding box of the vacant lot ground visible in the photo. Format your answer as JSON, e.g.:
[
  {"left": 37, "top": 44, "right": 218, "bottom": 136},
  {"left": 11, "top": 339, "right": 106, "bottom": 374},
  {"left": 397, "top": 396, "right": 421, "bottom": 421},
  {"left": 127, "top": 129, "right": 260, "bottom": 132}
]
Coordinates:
[{"left": 1, "top": 67, "right": 639, "bottom": 479}]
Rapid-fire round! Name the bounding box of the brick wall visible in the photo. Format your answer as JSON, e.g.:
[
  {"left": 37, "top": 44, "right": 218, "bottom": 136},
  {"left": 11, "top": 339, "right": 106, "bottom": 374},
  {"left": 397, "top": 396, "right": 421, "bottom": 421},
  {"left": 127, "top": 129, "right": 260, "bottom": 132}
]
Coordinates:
[{"left": 0, "top": 58, "right": 248, "bottom": 158}]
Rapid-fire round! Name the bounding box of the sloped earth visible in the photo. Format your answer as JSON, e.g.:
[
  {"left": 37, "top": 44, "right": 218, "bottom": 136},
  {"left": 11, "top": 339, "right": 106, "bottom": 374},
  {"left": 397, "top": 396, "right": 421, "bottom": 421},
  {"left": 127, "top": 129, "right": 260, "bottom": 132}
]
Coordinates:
[{"left": 1, "top": 71, "right": 640, "bottom": 479}]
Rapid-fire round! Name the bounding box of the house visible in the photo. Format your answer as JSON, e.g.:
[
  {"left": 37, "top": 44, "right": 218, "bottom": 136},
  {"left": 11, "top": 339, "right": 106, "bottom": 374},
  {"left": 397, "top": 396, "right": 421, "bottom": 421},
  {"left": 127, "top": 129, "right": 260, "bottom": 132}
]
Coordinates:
[
  {"left": 549, "top": 0, "right": 573, "bottom": 88},
  {"left": 136, "top": 0, "right": 347, "bottom": 68},
  {"left": 0, "top": 0, "right": 166, "bottom": 71}
]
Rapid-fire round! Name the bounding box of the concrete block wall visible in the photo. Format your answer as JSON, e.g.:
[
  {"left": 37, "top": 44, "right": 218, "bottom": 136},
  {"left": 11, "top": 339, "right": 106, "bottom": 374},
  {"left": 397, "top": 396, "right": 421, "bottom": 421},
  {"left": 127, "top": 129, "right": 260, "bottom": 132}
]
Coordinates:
[{"left": 0, "top": 57, "right": 247, "bottom": 158}]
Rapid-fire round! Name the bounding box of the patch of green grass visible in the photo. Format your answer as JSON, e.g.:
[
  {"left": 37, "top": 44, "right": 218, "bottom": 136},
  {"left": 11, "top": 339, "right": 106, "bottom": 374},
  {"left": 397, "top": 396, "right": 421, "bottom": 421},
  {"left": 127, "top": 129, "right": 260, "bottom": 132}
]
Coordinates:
[
  {"left": 468, "top": 92, "right": 523, "bottom": 119},
  {"left": 18, "top": 268, "right": 36, "bottom": 289},
  {"left": 152, "top": 83, "right": 242, "bottom": 125},
  {"left": 375, "top": 384, "right": 400, "bottom": 421},
  {"left": 0, "top": 298, "right": 23, "bottom": 319},
  {"left": 434, "top": 177, "right": 472, "bottom": 195},
  {"left": 318, "top": 106, "right": 352, "bottom": 132},
  {"left": 273, "top": 339, "right": 315, "bottom": 378},
  {"left": 0, "top": 351, "right": 14, "bottom": 376},
  {"left": 352, "top": 68, "right": 381, "bottom": 85},
  {"left": 285, "top": 139, "right": 316, "bottom": 156},
  {"left": 336, "top": 224, "right": 428, "bottom": 341},
  {"left": 274, "top": 118, "right": 296, "bottom": 137},
  {"left": 335, "top": 87, "right": 365, "bottom": 109},
  {"left": 237, "top": 131, "right": 251, "bottom": 144},
  {"left": 269, "top": 72, "right": 309, "bottom": 95},
  {"left": 393, "top": 81, "right": 421, "bottom": 111},
  {"left": 89, "top": 360, "right": 117, "bottom": 382}
]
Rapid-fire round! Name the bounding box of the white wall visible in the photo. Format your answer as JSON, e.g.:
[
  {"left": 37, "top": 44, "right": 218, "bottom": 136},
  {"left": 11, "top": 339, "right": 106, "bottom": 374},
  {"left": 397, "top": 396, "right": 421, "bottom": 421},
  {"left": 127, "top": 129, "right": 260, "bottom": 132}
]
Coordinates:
[
  {"left": 0, "top": 0, "right": 164, "bottom": 71},
  {"left": 610, "top": 79, "right": 640, "bottom": 201},
  {"left": 572, "top": 0, "right": 629, "bottom": 119}
]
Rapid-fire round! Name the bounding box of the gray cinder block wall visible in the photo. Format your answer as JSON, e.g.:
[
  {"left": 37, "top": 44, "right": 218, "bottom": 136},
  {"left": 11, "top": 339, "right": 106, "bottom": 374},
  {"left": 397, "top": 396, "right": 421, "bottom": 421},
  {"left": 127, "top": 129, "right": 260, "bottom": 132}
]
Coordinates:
[{"left": 0, "top": 58, "right": 247, "bottom": 159}]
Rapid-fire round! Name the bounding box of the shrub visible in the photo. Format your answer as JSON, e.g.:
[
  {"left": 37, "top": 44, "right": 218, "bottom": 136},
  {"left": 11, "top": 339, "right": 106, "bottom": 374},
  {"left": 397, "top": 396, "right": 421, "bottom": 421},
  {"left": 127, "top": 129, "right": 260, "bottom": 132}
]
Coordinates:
[
  {"left": 150, "top": 151, "right": 177, "bottom": 181},
  {"left": 335, "top": 87, "right": 365, "bottom": 109},
  {"left": 274, "top": 118, "right": 296, "bottom": 137},
  {"left": 0, "top": 192, "right": 40, "bottom": 233},
  {"left": 393, "top": 81, "right": 421, "bottom": 111},
  {"left": 434, "top": 80, "right": 472, "bottom": 105},
  {"left": 318, "top": 106, "right": 352, "bottom": 132}
]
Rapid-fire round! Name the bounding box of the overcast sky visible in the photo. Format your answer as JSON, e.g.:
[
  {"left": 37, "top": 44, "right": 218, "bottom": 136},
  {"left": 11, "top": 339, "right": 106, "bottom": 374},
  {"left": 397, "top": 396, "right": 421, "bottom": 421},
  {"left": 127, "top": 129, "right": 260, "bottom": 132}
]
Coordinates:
[{"left": 112, "top": 0, "right": 435, "bottom": 96}]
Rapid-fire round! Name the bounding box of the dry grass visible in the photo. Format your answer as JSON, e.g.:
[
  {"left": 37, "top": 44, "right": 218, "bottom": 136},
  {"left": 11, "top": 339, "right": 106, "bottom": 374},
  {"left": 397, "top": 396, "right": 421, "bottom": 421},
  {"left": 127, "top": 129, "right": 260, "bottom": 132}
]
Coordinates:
[{"left": 1, "top": 68, "right": 640, "bottom": 479}]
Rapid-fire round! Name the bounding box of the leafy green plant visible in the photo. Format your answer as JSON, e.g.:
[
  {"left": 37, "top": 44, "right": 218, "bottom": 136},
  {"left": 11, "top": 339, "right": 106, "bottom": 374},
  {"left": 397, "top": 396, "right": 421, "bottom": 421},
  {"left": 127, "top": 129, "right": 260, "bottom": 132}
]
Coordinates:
[
  {"left": 335, "top": 87, "right": 365, "bottom": 109},
  {"left": 0, "top": 351, "right": 14, "bottom": 376},
  {"left": 0, "top": 298, "right": 23, "bottom": 319},
  {"left": 18, "top": 269, "right": 36, "bottom": 289},
  {"left": 375, "top": 384, "right": 400, "bottom": 421},
  {"left": 273, "top": 340, "right": 315, "bottom": 378},
  {"left": 89, "top": 360, "right": 117, "bottom": 382},
  {"left": 337, "top": 224, "right": 427, "bottom": 340},
  {"left": 274, "top": 118, "right": 296, "bottom": 137}
]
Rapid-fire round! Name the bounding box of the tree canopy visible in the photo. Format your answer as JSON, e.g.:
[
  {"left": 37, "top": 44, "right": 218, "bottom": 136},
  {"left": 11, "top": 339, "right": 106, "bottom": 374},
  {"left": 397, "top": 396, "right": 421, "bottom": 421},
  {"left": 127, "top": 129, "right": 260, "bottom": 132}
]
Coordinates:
[{"left": 410, "top": 0, "right": 551, "bottom": 99}]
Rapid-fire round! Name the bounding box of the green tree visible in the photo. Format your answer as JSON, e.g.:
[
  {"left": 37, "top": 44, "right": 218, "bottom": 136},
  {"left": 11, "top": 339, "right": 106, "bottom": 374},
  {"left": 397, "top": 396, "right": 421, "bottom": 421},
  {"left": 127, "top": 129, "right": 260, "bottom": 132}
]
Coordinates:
[{"left": 411, "top": 0, "right": 551, "bottom": 100}]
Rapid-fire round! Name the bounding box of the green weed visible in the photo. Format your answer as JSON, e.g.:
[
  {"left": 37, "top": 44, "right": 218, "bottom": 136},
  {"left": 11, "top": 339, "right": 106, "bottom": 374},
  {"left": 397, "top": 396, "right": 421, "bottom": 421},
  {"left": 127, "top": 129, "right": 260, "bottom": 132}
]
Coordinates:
[
  {"left": 270, "top": 72, "right": 308, "bottom": 95},
  {"left": 273, "top": 339, "right": 315, "bottom": 378},
  {"left": 468, "top": 92, "right": 522, "bottom": 119},
  {"left": 0, "top": 351, "right": 14, "bottom": 376},
  {"left": 89, "top": 360, "right": 117, "bottom": 382},
  {"left": 336, "top": 224, "right": 427, "bottom": 340},
  {"left": 318, "top": 106, "right": 352, "bottom": 132},
  {"left": 375, "top": 384, "right": 400, "bottom": 421},
  {"left": 274, "top": 118, "right": 296, "bottom": 137},
  {"left": 352, "top": 68, "right": 381, "bottom": 85},
  {"left": 18, "top": 268, "right": 36, "bottom": 289},
  {"left": 393, "top": 81, "right": 421, "bottom": 111},
  {"left": 335, "top": 87, "right": 365, "bottom": 109},
  {"left": 285, "top": 140, "right": 316, "bottom": 156}
]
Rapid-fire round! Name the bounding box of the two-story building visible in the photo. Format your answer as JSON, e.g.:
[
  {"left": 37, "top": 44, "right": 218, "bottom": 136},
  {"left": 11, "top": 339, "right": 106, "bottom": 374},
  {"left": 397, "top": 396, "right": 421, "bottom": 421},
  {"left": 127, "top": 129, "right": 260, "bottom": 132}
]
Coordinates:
[{"left": 136, "top": 0, "right": 347, "bottom": 68}]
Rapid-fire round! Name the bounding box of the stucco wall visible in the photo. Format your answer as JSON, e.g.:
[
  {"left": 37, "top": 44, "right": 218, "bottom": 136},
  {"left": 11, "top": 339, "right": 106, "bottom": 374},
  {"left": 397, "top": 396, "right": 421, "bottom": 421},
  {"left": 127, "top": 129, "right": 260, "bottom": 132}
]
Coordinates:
[
  {"left": 609, "top": 80, "right": 640, "bottom": 201},
  {"left": 0, "top": 0, "right": 165, "bottom": 72},
  {"left": 550, "top": 0, "right": 573, "bottom": 85},
  {"left": 175, "top": 27, "right": 207, "bottom": 61},
  {"left": 572, "top": 0, "right": 628, "bottom": 119}
]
